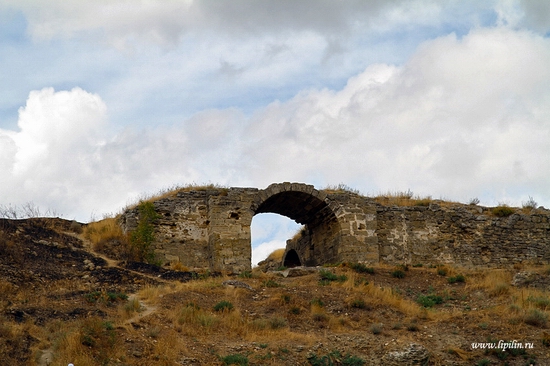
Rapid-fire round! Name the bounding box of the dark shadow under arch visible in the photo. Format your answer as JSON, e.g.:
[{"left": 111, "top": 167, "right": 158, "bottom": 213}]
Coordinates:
[{"left": 283, "top": 249, "right": 302, "bottom": 268}]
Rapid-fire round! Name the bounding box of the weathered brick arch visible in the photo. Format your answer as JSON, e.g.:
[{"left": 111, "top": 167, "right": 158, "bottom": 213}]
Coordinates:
[{"left": 203, "top": 182, "right": 379, "bottom": 272}]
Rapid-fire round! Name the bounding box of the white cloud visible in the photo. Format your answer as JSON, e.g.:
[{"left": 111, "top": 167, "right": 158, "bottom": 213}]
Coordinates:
[
  {"left": 251, "top": 240, "right": 286, "bottom": 268},
  {"left": 238, "top": 27, "right": 550, "bottom": 206},
  {"left": 1, "top": 24, "right": 549, "bottom": 226}
]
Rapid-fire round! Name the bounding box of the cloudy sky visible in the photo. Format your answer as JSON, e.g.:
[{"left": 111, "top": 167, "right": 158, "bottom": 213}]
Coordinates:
[{"left": 1, "top": 1, "right": 550, "bottom": 265}]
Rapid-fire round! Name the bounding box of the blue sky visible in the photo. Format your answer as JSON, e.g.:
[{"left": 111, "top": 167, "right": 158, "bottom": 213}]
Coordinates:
[{"left": 1, "top": 1, "right": 550, "bottom": 265}]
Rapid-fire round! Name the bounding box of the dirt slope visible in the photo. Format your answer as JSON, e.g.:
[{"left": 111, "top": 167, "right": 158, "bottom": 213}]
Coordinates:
[{"left": 1, "top": 218, "right": 549, "bottom": 365}]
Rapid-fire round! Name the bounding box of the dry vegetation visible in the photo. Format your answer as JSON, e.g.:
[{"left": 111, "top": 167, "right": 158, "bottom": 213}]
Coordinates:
[
  {"left": 124, "top": 183, "right": 229, "bottom": 210},
  {"left": 2, "top": 218, "right": 550, "bottom": 365}
]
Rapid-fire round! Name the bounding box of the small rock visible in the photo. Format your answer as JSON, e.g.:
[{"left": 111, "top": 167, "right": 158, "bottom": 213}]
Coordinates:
[
  {"left": 222, "top": 280, "right": 254, "bottom": 291},
  {"left": 381, "top": 343, "right": 430, "bottom": 366},
  {"left": 282, "top": 266, "right": 319, "bottom": 277},
  {"left": 512, "top": 271, "right": 537, "bottom": 286}
]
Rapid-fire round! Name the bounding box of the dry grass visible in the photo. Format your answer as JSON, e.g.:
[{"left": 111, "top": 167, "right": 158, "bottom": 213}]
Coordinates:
[
  {"left": 125, "top": 183, "right": 229, "bottom": 210},
  {"left": 373, "top": 190, "right": 462, "bottom": 208},
  {"left": 137, "top": 285, "right": 170, "bottom": 305},
  {"left": 467, "top": 269, "right": 512, "bottom": 297},
  {"left": 83, "top": 217, "right": 123, "bottom": 245},
  {"left": 170, "top": 261, "right": 190, "bottom": 272},
  {"left": 322, "top": 184, "right": 362, "bottom": 195},
  {"left": 266, "top": 248, "right": 285, "bottom": 262}
]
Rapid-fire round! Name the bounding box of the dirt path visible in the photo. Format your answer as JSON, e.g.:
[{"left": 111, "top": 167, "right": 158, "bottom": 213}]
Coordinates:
[{"left": 36, "top": 233, "right": 162, "bottom": 366}]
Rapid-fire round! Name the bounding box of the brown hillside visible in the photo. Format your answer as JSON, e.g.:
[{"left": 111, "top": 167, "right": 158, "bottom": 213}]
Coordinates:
[{"left": 1, "top": 218, "right": 549, "bottom": 365}]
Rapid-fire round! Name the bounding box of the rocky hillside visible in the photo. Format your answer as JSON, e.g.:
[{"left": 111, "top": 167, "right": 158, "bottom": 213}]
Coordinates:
[{"left": 1, "top": 217, "right": 550, "bottom": 365}]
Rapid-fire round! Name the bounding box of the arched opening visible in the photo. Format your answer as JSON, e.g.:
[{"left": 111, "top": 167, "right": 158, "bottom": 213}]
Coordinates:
[
  {"left": 250, "top": 213, "right": 302, "bottom": 267},
  {"left": 283, "top": 249, "right": 302, "bottom": 268},
  {"left": 253, "top": 189, "right": 341, "bottom": 267}
]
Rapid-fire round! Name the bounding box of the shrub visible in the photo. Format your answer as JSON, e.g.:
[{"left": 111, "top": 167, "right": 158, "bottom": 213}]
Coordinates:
[
  {"left": 129, "top": 201, "right": 161, "bottom": 265},
  {"left": 476, "top": 359, "right": 490, "bottom": 366},
  {"left": 268, "top": 317, "right": 288, "bottom": 329},
  {"left": 213, "top": 300, "right": 234, "bottom": 313},
  {"left": 289, "top": 307, "right": 301, "bottom": 315},
  {"left": 448, "top": 274, "right": 466, "bottom": 284},
  {"left": 370, "top": 323, "right": 382, "bottom": 334},
  {"left": 79, "top": 317, "right": 117, "bottom": 363},
  {"left": 310, "top": 298, "right": 325, "bottom": 307},
  {"left": 350, "top": 299, "right": 367, "bottom": 309},
  {"left": 221, "top": 353, "right": 249, "bottom": 366},
  {"left": 469, "top": 197, "right": 480, "bottom": 205},
  {"left": 319, "top": 269, "right": 347, "bottom": 284},
  {"left": 522, "top": 196, "right": 538, "bottom": 209},
  {"left": 238, "top": 271, "right": 252, "bottom": 279},
  {"left": 85, "top": 291, "right": 128, "bottom": 305},
  {"left": 528, "top": 296, "right": 550, "bottom": 310},
  {"left": 437, "top": 268, "right": 448, "bottom": 276},
  {"left": 281, "top": 294, "right": 291, "bottom": 304},
  {"left": 349, "top": 263, "right": 375, "bottom": 274},
  {"left": 417, "top": 294, "right": 444, "bottom": 308},
  {"left": 262, "top": 279, "right": 282, "bottom": 288},
  {"left": 492, "top": 205, "right": 515, "bottom": 217},
  {"left": 524, "top": 309, "right": 548, "bottom": 327},
  {"left": 312, "top": 313, "right": 328, "bottom": 322},
  {"left": 391, "top": 270, "right": 405, "bottom": 279}
]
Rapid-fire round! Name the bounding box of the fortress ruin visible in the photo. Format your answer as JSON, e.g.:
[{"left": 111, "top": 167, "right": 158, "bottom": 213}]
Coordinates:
[{"left": 120, "top": 182, "right": 550, "bottom": 272}]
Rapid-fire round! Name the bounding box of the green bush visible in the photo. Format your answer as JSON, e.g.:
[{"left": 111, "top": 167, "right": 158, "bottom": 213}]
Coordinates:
[
  {"left": 448, "top": 274, "right": 466, "bottom": 284},
  {"left": 476, "top": 359, "right": 490, "bottom": 366},
  {"left": 129, "top": 201, "right": 161, "bottom": 265},
  {"left": 350, "top": 299, "right": 367, "bottom": 309},
  {"left": 528, "top": 296, "right": 550, "bottom": 309},
  {"left": 238, "top": 271, "right": 252, "bottom": 278},
  {"left": 524, "top": 309, "right": 548, "bottom": 327},
  {"left": 221, "top": 353, "right": 249, "bottom": 366},
  {"left": 262, "top": 279, "right": 282, "bottom": 288},
  {"left": 417, "top": 294, "right": 444, "bottom": 308},
  {"left": 391, "top": 270, "right": 405, "bottom": 279},
  {"left": 349, "top": 263, "right": 375, "bottom": 274},
  {"left": 213, "top": 300, "right": 234, "bottom": 312},
  {"left": 85, "top": 291, "right": 128, "bottom": 305},
  {"left": 437, "top": 268, "right": 448, "bottom": 276},
  {"left": 319, "top": 269, "right": 347, "bottom": 284}
]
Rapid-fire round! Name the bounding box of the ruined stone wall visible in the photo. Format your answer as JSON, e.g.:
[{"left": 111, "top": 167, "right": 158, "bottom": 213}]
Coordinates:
[
  {"left": 206, "top": 188, "right": 258, "bottom": 272},
  {"left": 119, "top": 182, "right": 550, "bottom": 272},
  {"left": 376, "top": 203, "right": 550, "bottom": 267},
  {"left": 284, "top": 193, "right": 379, "bottom": 266},
  {"left": 120, "top": 189, "right": 221, "bottom": 269}
]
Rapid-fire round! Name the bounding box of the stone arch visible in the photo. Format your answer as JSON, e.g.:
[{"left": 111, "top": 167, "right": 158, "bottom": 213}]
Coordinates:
[{"left": 250, "top": 183, "right": 343, "bottom": 267}]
